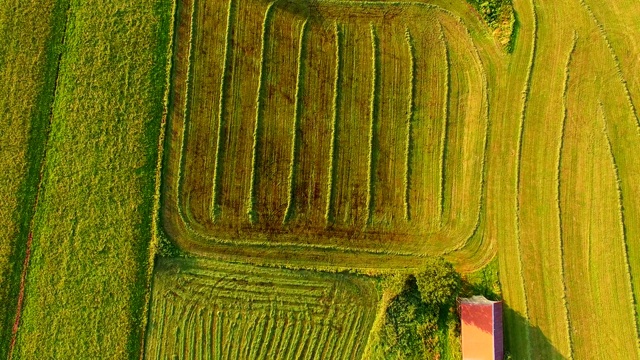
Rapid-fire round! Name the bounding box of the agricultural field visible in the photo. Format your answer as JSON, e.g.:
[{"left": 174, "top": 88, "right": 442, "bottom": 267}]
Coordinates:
[
  {"left": 1, "top": 0, "right": 173, "bottom": 358},
  {"left": 2, "top": 0, "right": 640, "bottom": 358},
  {"left": 0, "top": 0, "right": 67, "bottom": 355},
  {"left": 161, "top": 0, "right": 492, "bottom": 268},
  {"left": 145, "top": 258, "right": 378, "bottom": 359}
]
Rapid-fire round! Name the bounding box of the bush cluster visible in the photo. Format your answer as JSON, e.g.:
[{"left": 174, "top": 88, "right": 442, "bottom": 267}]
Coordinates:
[{"left": 379, "top": 258, "right": 462, "bottom": 359}]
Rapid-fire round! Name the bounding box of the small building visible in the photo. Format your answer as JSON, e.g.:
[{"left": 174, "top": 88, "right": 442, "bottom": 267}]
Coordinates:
[{"left": 459, "top": 296, "right": 503, "bottom": 360}]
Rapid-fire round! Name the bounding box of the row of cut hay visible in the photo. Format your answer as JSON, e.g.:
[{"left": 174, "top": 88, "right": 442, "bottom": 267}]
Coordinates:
[
  {"left": 437, "top": 10, "right": 491, "bottom": 253},
  {"left": 436, "top": 20, "right": 449, "bottom": 228},
  {"left": 556, "top": 33, "right": 578, "bottom": 359},
  {"left": 403, "top": 27, "right": 416, "bottom": 221},
  {"left": 251, "top": 8, "right": 307, "bottom": 225},
  {"left": 598, "top": 101, "right": 640, "bottom": 355},
  {"left": 435, "top": 14, "right": 487, "bottom": 243},
  {"left": 247, "top": 2, "right": 277, "bottom": 223},
  {"left": 514, "top": 0, "right": 574, "bottom": 354},
  {"left": 179, "top": 0, "right": 233, "bottom": 226},
  {"left": 579, "top": 0, "right": 640, "bottom": 131},
  {"left": 329, "top": 20, "right": 375, "bottom": 227},
  {"left": 283, "top": 20, "right": 309, "bottom": 224},
  {"left": 211, "top": 0, "right": 236, "bottom": 221},
  {"left": 325, "top": 22, "right": 342, "bottom": 223},
  {"left": 506, "top": 0, "right": 538, "bottom": 356},
  {"left": 366, "top": 22, "right": 380, "bottom": 225},
  {"left": 175, "top": 0, "right": 198, "bottom": 228},
  {"left": 167, "top": 0, "right": 204, "bottom": 240}
]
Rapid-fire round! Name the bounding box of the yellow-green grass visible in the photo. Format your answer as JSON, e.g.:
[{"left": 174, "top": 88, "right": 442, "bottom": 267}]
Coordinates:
[
  {"left": 559, "top": 33, "right": 639, "bottom": 356},
  {"left": 144, "top": 257, "right": 378, "bottom": 359},
  {"left": 161, "top": 0, "right": 492, "bottom": 269},
  {"left": 488, "top": 0, "right": 640, "bottom": 358},
  {"left": 11, "top": 0, "right": 173, "bottom": 358},
  {"left": 0, "top": 0, "right": 67, "bottom": 356}
]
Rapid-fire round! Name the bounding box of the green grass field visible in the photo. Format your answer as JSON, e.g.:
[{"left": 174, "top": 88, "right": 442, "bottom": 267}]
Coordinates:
[
  {"left": 2, "top": 0, "right": 173, "bottom": 358},
  {"left": 145, "top": 258, "right": 378, "bottom": 359},
  {"left": 3, "top": 0, "right": 640, "bottom": 358}
]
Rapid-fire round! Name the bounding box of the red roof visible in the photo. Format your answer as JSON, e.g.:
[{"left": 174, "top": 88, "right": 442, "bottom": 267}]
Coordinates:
[{"left": 459, "top": 296, "right": 503, "bottom": 360}]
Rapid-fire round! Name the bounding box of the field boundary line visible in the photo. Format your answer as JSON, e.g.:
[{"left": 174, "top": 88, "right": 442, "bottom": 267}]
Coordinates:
[
  {"left": 211, "top": 0, "right": 236, "bottom": 221},
  {"left": 325, "top": 22, "right": 341, "bottom": 224},
  {"left": 556, "top": 32, "right": 578, "bottom": 360},
  {"left": 248, "top": 1, "right": 277, "bottom": 223},
  {"left": 599, "top": 101, "right": 640, "bottom": 356},
  {"left": 403, "top": 27, "right": 415, "bottom": 221},
  {"left": 283, "top": 19, "right": 308, "bottom": 224},
  {"left": 139, "top": 0, "right": 177, "bottom": 357},
  {"left": 7, "top": 3, "right": 71, "bottom": 358}
]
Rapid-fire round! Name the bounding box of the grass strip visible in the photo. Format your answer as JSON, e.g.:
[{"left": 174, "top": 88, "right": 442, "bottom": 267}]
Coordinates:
[{"left": 11, "top": 0, "right": 173, "bottom": 357}]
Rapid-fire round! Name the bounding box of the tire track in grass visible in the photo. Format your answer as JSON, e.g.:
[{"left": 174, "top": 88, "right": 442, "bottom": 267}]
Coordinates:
[
  {"left": 8, "top": 4, "right": 71, "bottom": 358},
  {"left": 266, "top": 312, "right": 288, "bottom": 358},
  {"left": 292, "top": 314, "right": 313, "bottom": 359},
  {"left": 282, "top": 312, "right": 304, "bottom": 360}
]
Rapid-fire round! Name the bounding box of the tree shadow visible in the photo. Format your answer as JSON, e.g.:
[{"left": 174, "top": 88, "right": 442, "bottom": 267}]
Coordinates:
[{"left": 502, "top": 304, "right": 567, "bottom": 360}]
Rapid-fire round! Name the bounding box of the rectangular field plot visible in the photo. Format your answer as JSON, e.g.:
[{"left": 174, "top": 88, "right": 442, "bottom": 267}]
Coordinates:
[
  {"left": 144, "top": 258, "right": 378, "bottom": 359},
  {"left": 162, "top": 0, "right": 488, "bottom": 258}
]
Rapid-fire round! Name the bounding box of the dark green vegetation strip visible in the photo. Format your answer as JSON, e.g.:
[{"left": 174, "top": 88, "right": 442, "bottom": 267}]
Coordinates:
[
  {"left": 10, "top": 0, "right": 172, "bottom": 358},
  {"left": 0, "top": 0, "right": 67, "bottom": 357}
]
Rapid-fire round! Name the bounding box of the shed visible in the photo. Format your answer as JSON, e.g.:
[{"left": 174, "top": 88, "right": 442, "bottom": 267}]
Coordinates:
[{"left": 459, "top": 296, "right": 503, "bottom": 360}]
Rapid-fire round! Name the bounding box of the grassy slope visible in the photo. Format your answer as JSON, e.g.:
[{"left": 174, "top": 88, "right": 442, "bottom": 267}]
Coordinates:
[
  {"left": 0, "top": 0, "right": 66, "bottom": 356},
  {"left": 11, "top": 0, "right": 171, "bottom": 358}
]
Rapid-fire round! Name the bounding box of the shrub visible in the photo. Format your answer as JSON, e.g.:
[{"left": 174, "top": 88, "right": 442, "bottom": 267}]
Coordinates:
[
  {"left": 378, "top": 258, "right": 462, "bottom": 359},
  {"left": 415, "top": 257, "right": 462, "bottom": 307}
]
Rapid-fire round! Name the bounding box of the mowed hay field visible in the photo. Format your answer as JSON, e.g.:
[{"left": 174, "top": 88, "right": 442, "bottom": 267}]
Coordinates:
[
  {"left": 2, "top": 0, "right": 640, "bottom": 358},
  {"left": 161, "top": 0, "right": 492, "bottom": 268},
  {"left": 145, "top": 258, "right": 378, "bottom": 359},
  {"left": 157, "top": 0, "right": 640, "bottom": 358}
]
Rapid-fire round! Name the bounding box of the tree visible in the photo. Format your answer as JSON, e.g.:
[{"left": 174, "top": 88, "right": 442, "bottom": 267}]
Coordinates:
[{"left": 414, "top": 257, "right": 462, "bottom": 308}]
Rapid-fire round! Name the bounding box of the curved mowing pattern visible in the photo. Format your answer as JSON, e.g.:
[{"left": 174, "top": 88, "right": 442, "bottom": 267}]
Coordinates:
[
  {"left": 161, "top": 0, "right": 490, "bottom": 266},
  {"left": 144, "top": 258, "right": 378, "bottom": 359}
]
